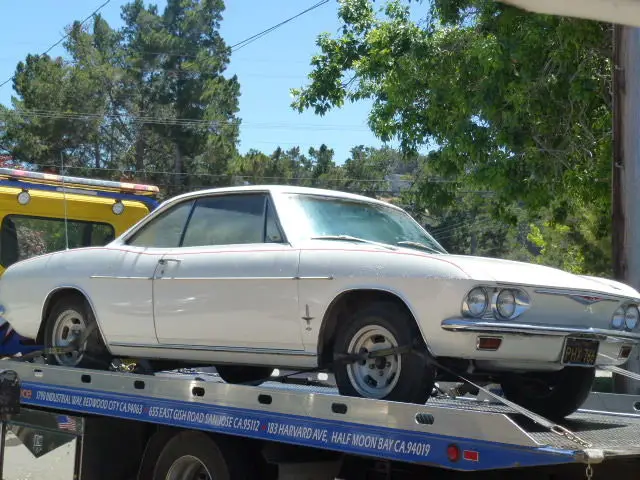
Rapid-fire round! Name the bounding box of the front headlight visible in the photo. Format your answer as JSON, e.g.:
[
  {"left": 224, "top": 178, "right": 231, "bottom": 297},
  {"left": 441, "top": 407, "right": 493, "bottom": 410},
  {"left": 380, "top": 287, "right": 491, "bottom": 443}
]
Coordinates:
[
  {"left": 462, "top": 286, "right": 531, "bottom": 320},
  {"left": 611, "top": 304, "right": 640, "bottom": 330},
  {"left": 612, "top": 307, "right": 626, "bottom": 329},
  {"left": 625, "top": 305, "right": 640, "bottom": 330},
  {"left": 463, "top": 287, "right": 488, "bottom": 317},
  {"left": 496, "top": 289, "right": 516, "bottom": 318}
]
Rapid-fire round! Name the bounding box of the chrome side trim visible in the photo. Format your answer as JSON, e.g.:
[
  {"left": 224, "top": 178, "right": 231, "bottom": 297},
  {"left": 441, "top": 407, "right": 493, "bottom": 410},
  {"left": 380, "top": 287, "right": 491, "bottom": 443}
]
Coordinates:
[
  {"left": 110, "top": 342, "right": 317, "bottom": 357},
  {"left": 156, "top": 276, "right": 333, "bottom": 281},
  {"left": 94, "top": 275, "right": 334, "bottom": 281},
  {"left": 90, "top": 275, "right": 152, "bottom": 280},
  {"left": 154, "top": 276, "right": 298, "bottom": 281},
  {"left": 440, "top": 318, "right": 640, "bottom": 341},
  {"left": 295, "top": 275, "right": 334, "bottom": 280}
]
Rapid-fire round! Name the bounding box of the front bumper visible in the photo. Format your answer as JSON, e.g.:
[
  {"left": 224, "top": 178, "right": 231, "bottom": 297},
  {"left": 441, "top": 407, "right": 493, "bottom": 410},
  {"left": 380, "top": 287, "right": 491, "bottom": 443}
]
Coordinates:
[
  {"left": 437, "top": 318, "right": 640, "bottom": 369},
  {"left": 441, "top": 318, "right": 640, "bottom": 342}
]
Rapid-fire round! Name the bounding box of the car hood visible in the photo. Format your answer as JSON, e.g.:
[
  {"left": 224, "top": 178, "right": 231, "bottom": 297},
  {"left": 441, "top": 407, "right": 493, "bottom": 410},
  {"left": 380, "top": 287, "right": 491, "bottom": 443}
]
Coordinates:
[{"left": 441, "top": 254, "right": 640, "bottom": 298}]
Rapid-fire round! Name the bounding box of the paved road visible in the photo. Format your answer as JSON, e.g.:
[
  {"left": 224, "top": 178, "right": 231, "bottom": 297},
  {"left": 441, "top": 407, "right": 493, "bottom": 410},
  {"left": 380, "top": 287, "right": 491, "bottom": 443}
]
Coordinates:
[{"left": 1, "top": 430, "right": 75, "bottom": 480}]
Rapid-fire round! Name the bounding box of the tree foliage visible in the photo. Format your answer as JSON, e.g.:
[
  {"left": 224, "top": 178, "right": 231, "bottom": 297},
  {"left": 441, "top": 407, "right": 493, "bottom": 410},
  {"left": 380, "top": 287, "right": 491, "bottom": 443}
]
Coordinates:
[
  {"left": 0, "top": 0, "right": 240, "bottom": 195},
  {"left": 292, "top": 0, "right": 613, "bottom": 275},
  {"left": 0, "top": 0, "right": 616, "bottom": 275}
]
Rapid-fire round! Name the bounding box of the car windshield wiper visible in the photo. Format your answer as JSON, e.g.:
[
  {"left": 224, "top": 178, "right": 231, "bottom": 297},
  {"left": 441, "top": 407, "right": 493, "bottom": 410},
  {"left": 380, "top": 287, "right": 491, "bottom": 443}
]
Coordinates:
[
  {"left": 310, "top": 235, "right": 397, "bottom": 250},
  {"left": 396, "top": 240, "right": 443, "bottom": 254}
]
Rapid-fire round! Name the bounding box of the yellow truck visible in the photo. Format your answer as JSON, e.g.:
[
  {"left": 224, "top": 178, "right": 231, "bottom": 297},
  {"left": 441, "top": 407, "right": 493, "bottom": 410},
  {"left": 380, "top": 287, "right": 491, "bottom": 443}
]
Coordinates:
[{"left": 0, "top": 167, "right": 159, "bottom": 355}]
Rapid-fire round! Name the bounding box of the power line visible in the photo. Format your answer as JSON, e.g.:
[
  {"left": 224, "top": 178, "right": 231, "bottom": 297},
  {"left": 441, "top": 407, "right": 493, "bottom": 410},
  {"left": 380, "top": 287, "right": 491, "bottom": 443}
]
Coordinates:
[
  {"left": 0, "top": 0, "right": 328, "bottom": 91},
  {"left": 10, "top": 108, "right": 372, "bottom": 131},
  {"left": 35, "top": 163, "right": 401, "bottom": 183},
  {"left": 32, "top": 164, "right": 497, "bottom": 195},
  {"left": 229, "top": 0, "right": 330, "bottom": 52},
  {"left": 0, "top": 0, "right": 112, "bottom": 89}
]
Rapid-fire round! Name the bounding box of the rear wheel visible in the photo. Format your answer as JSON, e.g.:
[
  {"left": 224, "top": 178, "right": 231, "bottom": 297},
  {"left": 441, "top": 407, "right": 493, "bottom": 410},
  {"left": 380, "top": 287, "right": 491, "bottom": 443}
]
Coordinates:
[
  {"left": 152, "top": 431, "right": 260, "bottom": 480},
  {"left": 332, "top": 300, "right": 436, "bottom": 404},
  {"left": 500, "top": 366, "right": 595, "bottom": 421},
  {"left": 43, "top": 294, "right": 111, "bottom": 369},
  {"left": 215, "top": 365, "right": 274, "bottom": 386}
]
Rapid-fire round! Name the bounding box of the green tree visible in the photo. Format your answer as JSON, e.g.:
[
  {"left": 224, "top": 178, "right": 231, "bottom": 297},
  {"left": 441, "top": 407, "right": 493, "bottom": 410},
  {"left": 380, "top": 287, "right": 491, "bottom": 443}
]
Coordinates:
[
  {"left": 1, "top": 0, "right": 241, "bottom": 195},
  {"left": 120, "top": 0, "right": 241, "bottom": 193},
  {"left": 292, "top": 0, "right": 612, "bottom": 274},
  {"left": 0, "top": 52, "right": 106, "bottom": 169},
  {"left": 342, "top": 145, "right": 394, "bottom": 196}
]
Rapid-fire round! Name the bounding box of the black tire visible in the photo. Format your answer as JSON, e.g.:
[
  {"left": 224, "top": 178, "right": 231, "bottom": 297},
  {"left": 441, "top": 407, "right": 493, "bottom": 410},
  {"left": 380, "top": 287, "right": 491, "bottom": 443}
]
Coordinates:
[
  {"left": 152, "top": 430, "right": 258, "bottom": 480},
  {"left": 216, "top": 365, "right": 274, "bottom": 386},
  {"left": 500, "top": 366, "right": 595, "bottom": 421},
  {"left": 332, "top": 300, "right": 436, "bottom": 404},
  {"left": 43, "top": 294, "right": 112, "bottom": 370}
]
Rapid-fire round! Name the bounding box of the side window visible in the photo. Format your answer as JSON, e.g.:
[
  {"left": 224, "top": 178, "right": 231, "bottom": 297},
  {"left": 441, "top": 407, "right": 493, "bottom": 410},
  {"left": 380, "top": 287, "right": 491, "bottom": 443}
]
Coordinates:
[
  {"left": 126, "top": 200, "right": 194, "bottom": 248},
  {"left": 0, "top": 215, "right": 116, "bottom": 268},
  {"left": 265, "top": 199, "right": 284, "bottom": 243},
  {"left": 182, "top": 194, "right": 276, "bottom": 247}
]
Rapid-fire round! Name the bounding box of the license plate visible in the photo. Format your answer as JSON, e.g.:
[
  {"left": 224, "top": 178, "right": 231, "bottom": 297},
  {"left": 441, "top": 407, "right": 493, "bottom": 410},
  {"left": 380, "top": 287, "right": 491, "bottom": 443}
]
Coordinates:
[{"left": 562, "top": 337, "right": 599, "bottom": 366}]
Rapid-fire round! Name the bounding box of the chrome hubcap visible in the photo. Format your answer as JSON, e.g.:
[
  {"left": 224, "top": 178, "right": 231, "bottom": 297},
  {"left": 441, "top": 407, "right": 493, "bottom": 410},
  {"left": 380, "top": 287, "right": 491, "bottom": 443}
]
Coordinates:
[
  {"left": 52, "top": 309, "right": 87, "bottom": 366},
  {"left": 165, "top": 455, "right": 212, "bottom": 480},
  {"left": 346, "top": 325, "right": 401, "bottom": 398}
]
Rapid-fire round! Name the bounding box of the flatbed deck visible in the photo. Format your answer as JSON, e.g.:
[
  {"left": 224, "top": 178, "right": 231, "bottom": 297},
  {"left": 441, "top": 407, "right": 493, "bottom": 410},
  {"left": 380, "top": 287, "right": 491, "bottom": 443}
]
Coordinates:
[
  {"left": 3, "top": 358, "right": 640, "bottom": 475},
  {"left": 170, "top": 369, "right": 640, "bottom": 455}
]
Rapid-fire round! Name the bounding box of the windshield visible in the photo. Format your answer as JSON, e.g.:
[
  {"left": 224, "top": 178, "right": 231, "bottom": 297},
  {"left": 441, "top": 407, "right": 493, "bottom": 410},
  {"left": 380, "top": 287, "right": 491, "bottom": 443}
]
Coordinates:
[{"left": 287, "top": 194, "right": 447, "bottom": 254}]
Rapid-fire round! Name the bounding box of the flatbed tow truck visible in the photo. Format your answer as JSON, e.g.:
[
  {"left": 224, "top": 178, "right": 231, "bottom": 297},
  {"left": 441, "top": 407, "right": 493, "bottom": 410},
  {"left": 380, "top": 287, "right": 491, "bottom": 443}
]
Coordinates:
[
  {"left": 0, "top": 170, "right": 639, "bottom": 479},
  {"left": 1, "top": 355, "right": 640, "bottom": 480}
]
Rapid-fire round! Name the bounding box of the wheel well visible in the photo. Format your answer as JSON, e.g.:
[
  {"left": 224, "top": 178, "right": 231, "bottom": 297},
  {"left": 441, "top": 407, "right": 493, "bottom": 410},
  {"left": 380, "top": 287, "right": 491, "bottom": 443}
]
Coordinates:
[
  {"left": 317, "top": 289, "right": 419, "bottom": 368},
  {"left": 36, "top": 288, "right": 88, "bottom": 344}
]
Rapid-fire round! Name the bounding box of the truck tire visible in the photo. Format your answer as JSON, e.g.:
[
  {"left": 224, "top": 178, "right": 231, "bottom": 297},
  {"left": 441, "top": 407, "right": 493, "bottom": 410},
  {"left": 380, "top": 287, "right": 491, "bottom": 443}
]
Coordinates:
[
  {"left": 152, "top": 430, "right": 258, "bottom": 480},
  {"left": 500, "top": 366, "right": 595, "bottom": 421},
  {"left": 43, "top": 294, "right": 112, "bottom": 370},
  {"left": 216, "top": 365, "right": 274, "bottom": 386},
  {"left": 332, "top": 300, "right": 436, "bottom": 404}
]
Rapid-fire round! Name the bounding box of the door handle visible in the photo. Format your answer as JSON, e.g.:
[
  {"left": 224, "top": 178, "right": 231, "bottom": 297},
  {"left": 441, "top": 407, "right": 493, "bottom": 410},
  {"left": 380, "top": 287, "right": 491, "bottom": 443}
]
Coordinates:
[{"left": 158, "top": 258, "right": 181, "bottom": 265}]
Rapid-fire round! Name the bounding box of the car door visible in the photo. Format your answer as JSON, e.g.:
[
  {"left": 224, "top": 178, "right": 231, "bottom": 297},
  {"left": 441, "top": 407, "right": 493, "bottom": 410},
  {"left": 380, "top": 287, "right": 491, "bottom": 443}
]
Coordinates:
[
  {"left": 100, "top": 198, "right": 197, "bottom": 346},
  {"left": 151, "top": 192, "right": 304, "bottom": 352}
]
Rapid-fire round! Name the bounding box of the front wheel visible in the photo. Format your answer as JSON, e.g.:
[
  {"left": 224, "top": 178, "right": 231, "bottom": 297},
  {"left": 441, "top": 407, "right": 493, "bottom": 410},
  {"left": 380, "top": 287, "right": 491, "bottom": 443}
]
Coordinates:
[
  {"left": 500, "top": 366, "right": 595, "bottom": 421},
  {"left": 333, "top": 301, "right": 436, "bottom": 404}
]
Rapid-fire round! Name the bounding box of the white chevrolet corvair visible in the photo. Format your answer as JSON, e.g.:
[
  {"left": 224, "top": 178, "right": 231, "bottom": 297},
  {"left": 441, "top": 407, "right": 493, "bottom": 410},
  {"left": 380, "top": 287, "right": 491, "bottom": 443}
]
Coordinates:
[{"left": 0, "top": 185, "right": 638, "bottom": 420}]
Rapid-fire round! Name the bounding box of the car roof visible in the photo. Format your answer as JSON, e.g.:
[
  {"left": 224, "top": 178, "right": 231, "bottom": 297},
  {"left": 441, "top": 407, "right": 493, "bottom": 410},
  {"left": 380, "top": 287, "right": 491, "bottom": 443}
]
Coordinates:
[{"left": 165, "top": 185, "right": 403, "bottom": 210}]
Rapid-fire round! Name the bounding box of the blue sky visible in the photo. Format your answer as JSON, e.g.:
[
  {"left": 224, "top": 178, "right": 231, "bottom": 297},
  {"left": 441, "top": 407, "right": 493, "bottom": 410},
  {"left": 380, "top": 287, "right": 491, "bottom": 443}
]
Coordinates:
[{"left": 0, "top": 0, "right": 403, "bottom": 164}]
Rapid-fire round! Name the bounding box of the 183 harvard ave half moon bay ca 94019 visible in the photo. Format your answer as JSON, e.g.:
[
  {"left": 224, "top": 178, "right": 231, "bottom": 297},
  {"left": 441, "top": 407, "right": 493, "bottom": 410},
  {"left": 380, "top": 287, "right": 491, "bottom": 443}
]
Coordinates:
[{"left": 0, "top": 185, "right": 638, "bottom": 421}]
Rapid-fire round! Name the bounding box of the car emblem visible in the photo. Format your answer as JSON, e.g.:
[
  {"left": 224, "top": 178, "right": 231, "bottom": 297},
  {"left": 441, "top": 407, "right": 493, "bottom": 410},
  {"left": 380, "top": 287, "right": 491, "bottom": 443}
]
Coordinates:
[
  {"left": 568, "top": 295, "right": 609, "bottom": 305},
  {"left": 535, "top": 288, "right": 617, "bottom": 304}
]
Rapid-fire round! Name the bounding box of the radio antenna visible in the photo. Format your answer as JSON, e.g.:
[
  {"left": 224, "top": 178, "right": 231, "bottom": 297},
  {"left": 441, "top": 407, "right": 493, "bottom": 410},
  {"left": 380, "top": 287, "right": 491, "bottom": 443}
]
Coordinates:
[{"left": 60, "top": 152, "right": 69, "bottom": 250}]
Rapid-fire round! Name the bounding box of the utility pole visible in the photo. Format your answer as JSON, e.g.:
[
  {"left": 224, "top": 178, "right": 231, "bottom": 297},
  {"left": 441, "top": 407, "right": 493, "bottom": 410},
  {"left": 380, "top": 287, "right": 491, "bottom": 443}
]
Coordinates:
[{"left": 612, "top": 23, "right": 640, "bottom": 394}]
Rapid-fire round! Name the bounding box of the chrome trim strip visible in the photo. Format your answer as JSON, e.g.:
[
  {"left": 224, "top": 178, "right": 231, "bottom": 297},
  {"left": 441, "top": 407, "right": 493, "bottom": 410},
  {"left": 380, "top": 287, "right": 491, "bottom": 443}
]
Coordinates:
[
  {"left": 109, "top": 342, "right": 317, "bottom": 357},
  {"left": 155, "top": 276, "right": 333, "bottom": 281},
  {"left": 93, "top": 275, "right": 333, "bottom": 281},
  {"left": 534, "top": 288, "right": 619, "bottom": 302},
  {"left": 295, "top": 275, "right": 334, "bottom": 280},
  {"left": 440, "top": 318, "right": 640, "bottom": 341},
  {"left": 90, "top": 275, "right": 152, "bottom": 280},
  {"left": 154, "top": 276, "right": 298, "bottom": 281}
]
